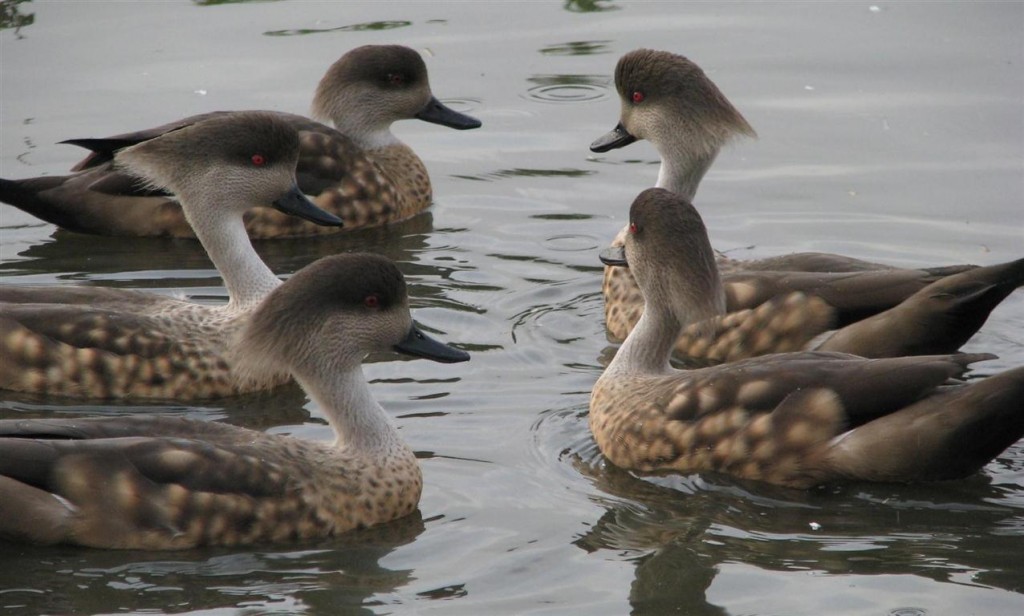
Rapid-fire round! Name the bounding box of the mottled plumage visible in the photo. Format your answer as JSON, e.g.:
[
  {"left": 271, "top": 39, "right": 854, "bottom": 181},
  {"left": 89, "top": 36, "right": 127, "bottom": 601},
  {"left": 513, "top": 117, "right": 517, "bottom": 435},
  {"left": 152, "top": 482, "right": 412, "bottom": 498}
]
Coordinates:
[
  {"left": 0, "top": 254, "right": 470, "bottom": 549},
  {"left": 592, "top": 49, "right": 993, "bottom": 359},
  {"left": 590, "top": 188, "right": 1024, "bottom": 487},
  {"left": 0, "top": 45, "right": 480, "bottom": 238},
  {"left": 0, "top": 112, "right": 343, "bottom": 399}
]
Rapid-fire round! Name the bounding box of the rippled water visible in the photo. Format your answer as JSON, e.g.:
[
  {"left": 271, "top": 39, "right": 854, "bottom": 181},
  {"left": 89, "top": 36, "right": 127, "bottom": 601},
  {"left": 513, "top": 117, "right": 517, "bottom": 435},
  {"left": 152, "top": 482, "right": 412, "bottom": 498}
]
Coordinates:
[{"left": 1, "top": 2, "right": 1023, "bottom": 614}]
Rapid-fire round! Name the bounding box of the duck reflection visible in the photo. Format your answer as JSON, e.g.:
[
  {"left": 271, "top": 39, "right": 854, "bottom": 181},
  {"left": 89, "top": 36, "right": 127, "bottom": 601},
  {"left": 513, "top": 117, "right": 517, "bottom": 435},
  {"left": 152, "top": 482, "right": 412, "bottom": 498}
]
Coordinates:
[
  {"left": 1, "top": 211, "right": 434, "bottom": 282},
  {"left": 0, "top": 0, "right": 33, "bottom": 35},
  {"left": 562, "top": 0, "right": 619, "bottom": 13},
  {"left": 572, "top": 450, "right": 1024, "bottom": 612},
  {"left": 0, "top": 512, "right": 425, "bottom": 614}
]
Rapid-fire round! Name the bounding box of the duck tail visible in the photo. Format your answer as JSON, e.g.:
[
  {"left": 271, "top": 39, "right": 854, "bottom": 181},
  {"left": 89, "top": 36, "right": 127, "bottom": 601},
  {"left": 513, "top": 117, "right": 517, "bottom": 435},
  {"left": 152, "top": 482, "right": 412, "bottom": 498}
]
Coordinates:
[
  {"left": 827, "top": 366, "right": 1024, "bottom": 482},
  {"left": 818, "top": 257, "right": 1024, "bottom": 357},
  {"left": 1, "top": 175, "right": 64, "bottom": 211},
  {"left": 918, "top": 257, "right": 1024, "bottom": 347},
  {"left": 0, "top": 439, "right": 71, "bottom": 545},
  {"left": 1, "top": 174, "right": 95, "bottom": 232}
]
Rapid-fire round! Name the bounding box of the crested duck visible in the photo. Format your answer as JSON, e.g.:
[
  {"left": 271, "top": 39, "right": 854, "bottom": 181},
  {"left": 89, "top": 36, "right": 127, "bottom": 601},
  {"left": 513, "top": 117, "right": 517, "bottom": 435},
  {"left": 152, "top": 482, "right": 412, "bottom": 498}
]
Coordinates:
[
  {"left": 0, "top": 111, "right": 344, "bottom": 399},
  {"left": 0, "top": 253, "right": 470, "bottom": 549},
  {"left": 590, "top": 49, "right": 990, "bottom": 349},
  {"left": 0, "top": 45, "right": 481, "bottom": 238},
  {"left": 590, "top": 188, "right": 1024, "bottom": 487}
]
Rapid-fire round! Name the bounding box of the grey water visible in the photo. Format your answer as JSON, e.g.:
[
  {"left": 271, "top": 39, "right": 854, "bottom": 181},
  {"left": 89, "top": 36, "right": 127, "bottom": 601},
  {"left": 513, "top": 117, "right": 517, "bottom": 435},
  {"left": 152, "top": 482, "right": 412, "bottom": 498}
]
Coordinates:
[{"left": 1, "top": 1, "right": 1022, "bottom": 614}]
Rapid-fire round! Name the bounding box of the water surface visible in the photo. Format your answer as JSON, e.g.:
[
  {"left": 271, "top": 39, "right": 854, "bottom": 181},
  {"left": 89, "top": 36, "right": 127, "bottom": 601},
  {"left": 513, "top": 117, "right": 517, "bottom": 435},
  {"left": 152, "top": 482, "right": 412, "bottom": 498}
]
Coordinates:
[{"left": 1, "top": 2, "right": 1022, "bottom": 614}]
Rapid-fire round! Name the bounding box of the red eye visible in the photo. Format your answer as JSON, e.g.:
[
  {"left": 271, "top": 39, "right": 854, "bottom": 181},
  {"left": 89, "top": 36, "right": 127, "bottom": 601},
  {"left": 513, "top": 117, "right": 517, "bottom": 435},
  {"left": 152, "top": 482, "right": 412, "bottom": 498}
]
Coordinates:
[
  {"left": 628, "top": 222, "right": 638, "bottom": 234},
  {"left": 631, "top": 91, "right": 645, "bottom": 104},
  {"left": 388, "top": 73, "right": 405, "bottom": 86},
  {"left": 364, "top": 294, "right": 380, "bottom": 308},
  {"left": 251, "top": 154, "right": 266, "bottom": 166}
]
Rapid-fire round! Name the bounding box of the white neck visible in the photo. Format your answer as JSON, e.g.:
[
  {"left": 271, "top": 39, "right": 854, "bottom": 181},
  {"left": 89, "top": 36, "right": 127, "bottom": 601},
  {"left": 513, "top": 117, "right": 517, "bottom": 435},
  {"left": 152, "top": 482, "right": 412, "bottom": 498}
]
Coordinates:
[
  {"left": 183, "top": 197, "right": 281, "bottom": 311},
  {"left": 606, "top": 304, "right": 679, "bottom": 376},
  {"left": 297, "top": 362, "right": 409, "bottom": 457},
  {"left": 654, "top": 140, "right": 719, "bottom": 202},
  {"left": 323, "top": 108, "right": 402, "bottom": 151}
]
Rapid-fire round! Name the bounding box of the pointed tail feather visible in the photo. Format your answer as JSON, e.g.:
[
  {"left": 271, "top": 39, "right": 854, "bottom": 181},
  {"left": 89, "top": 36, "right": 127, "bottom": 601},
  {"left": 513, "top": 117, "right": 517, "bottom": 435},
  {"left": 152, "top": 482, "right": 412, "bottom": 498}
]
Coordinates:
[
  {"left": 818, "top": 257, "right": 1024, "bottom": 357},
  {"left": 0, "top": 475, "right": 71, "bottom": 545},
  {"left": 1, "top": 175, "right": 95, "bottom": 232},
  {"left": 1, "top": 173, "right": 191, "bottom": 237},
  {"left": 827, "top": 367, "right": 1024, "bottom": 482}
]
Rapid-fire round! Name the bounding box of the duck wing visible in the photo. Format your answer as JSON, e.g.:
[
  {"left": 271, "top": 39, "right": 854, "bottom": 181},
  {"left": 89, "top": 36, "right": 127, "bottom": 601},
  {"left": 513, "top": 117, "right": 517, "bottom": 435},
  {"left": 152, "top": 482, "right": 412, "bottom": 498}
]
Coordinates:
[{"left": 0, "top": 416, "right": 298, "bottom": 548}]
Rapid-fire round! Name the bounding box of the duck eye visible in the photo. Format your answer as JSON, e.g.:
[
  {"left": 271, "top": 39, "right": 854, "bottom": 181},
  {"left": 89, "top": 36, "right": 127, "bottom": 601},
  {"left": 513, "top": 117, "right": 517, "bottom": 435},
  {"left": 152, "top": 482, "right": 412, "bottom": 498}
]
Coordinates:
[
  {"left": 628, "top": 222, "right": 638, "bottom": 234},
  {"left": 251, "top": 154, "right": 266, "bottom": 166},
  {"left": 387, "top": 73, "right": 405, "bottom": 86},
  {"left": 364, "top": 294, "right": 381, "bottom": 308},
  {"left": 631, "top": 91, "right": 645, "bottom": 104}
]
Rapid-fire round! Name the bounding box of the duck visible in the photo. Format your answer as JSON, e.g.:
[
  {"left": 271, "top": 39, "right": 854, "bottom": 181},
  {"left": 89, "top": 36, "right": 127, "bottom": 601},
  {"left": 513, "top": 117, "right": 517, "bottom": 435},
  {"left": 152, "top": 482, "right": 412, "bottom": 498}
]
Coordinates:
[
  {"left": 590, "top": 188, "right": 1024, "bottom": 488},
  {"left": 0, "top": 44, "right": 481, "bottom": 239},
  {"left": 0, "top": 111, "right": 345, "bottom": 399},
  {"left": 0, "top": 253, "right": 470, "bottom": 549},
  {"left": 590, "top": 48, "right": 988, "bottom": 349},
  {"left": 602, "top": 239, "right": 1024, "bottom": 364}
]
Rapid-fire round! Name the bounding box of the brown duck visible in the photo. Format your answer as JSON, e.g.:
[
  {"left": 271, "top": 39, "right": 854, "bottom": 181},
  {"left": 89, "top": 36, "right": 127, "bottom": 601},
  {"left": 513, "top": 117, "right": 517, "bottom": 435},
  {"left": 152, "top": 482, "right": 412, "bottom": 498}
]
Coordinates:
[
  {"left": 0, "top": 112, "right": 344, "bottom": 399},
  {"left": 0, "top": 253, "right": 469, "bottom": 549},
  {"left": 0, "top": 45, "right": 481, "bottom": 238},
  {"left": 589, "top": 49, "right": 1006, "bottom": 358},
  {"left": 590, "top": 188, "right": 1024, "bottom": 488}
]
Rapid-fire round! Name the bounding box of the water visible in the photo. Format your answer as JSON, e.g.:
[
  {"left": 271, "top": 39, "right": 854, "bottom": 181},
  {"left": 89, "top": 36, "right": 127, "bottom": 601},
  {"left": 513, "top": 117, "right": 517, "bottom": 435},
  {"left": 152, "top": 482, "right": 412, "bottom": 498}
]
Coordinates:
[{"left": 1, "top": 1, "right": 1022, "bottom": 614}]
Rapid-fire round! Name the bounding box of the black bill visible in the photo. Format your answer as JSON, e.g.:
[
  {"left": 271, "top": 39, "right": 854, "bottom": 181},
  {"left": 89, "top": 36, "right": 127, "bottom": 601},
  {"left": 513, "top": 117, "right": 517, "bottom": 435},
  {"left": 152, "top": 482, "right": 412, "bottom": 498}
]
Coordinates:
[
  {"left": 599, "top": 245, "right": 628, "bottom": 267},
  {"left": 394, "top": 324, "right": 470, "bottom": 363},
  {"left": 590, "top": 123, "right": 637, "bottom": 153},
  {"left": 415, "top": 96, "right": 482, "bottom": 130},
  {"left": 272, "top": 184, "right": 343, "bottom": 227}
]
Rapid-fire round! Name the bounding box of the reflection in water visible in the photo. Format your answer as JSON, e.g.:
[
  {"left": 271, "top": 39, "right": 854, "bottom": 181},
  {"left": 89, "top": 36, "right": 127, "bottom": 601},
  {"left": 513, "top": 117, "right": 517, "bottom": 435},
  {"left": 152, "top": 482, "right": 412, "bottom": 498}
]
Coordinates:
[
  {"left": 0, "top": 0, "right": 33, "bottom": 36},
  {"left": 540, "top": 40, "right": 613, "bottom": 56},
  {"left": 570, "top": 448, "right": 1024, "bottom": 612},
  {"left": 192, "top": 0, "right": 282, "bottom": 6},
  {"left": 3, "top": 2, "right": 1022, "bottom": 612},
  {"left": 455, "top": 168, "right": 596, "bottom": 183},
  {"left": 1, "top": 212, "right": 434, "bottom": 288},
  {"left": 264, "top": 20, "right": 411, "bottom": 37},
  {"left": 563, "top": 0, "right": 619, "bottom": 13},
  {"left": 0, "top": 383, "right": 312, "bottom": 430},
  {"left": 0, "top": 513, "right": 425, "bottom": 614}
]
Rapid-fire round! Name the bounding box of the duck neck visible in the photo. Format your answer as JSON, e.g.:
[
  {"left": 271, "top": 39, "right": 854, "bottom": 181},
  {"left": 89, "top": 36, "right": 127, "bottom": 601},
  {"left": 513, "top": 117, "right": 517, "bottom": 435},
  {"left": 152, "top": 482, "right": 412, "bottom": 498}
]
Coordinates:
[
  {"left": 184, "top": 200, "right": 281, "bottom": 311},
  {"left": 298, "top": 361, "right": 410, "bottom": 459},
  {"left": 654, "top": 142, "right": 719, "bottom": 202},
  {"left": 332, "top": 114, "right": 402, "bottom": 151},
  {"left": 607, "top": 304, "right": 680, "bottom": 376}
]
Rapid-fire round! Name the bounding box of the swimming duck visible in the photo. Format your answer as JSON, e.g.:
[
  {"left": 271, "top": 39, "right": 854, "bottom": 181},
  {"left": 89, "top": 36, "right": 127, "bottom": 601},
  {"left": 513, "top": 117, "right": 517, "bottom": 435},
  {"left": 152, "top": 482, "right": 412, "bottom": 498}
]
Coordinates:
[
  {"left": 0, "top": 253, "right": 470, "bottom": 549},
  {"left": 0, "top": 112, "right": 344, "bottom": 399},
  {"left": 590, "top": 188, "right": 1024, "bottom": 487},
  {"left": 603, "top": 240, "right": 1024, "bottom": 364},
  {"left": 590, "top": 48, "right": 983, "bottom": 346},
  {"left": 0, "top": 45, "right": 481, "bottom": 238}
]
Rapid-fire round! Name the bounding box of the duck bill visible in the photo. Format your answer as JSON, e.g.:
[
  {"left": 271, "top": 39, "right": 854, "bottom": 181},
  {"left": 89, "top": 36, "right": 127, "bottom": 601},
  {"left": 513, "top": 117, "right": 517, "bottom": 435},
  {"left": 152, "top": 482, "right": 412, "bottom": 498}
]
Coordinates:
[
  {"left": 415, "top": 96, "right": 482, "bottom": 130},
  {"left": 272, "top": 184, "right": 344, "bottom": 227},
  {"left": 590, "top": 123, "right": 637, "bottom": 153},
  {"left": 394, "top": 324, "right": 470, "bottom": 363},
  {"left": 599, "top": 246, "right": 628, "bottom": 267}
]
